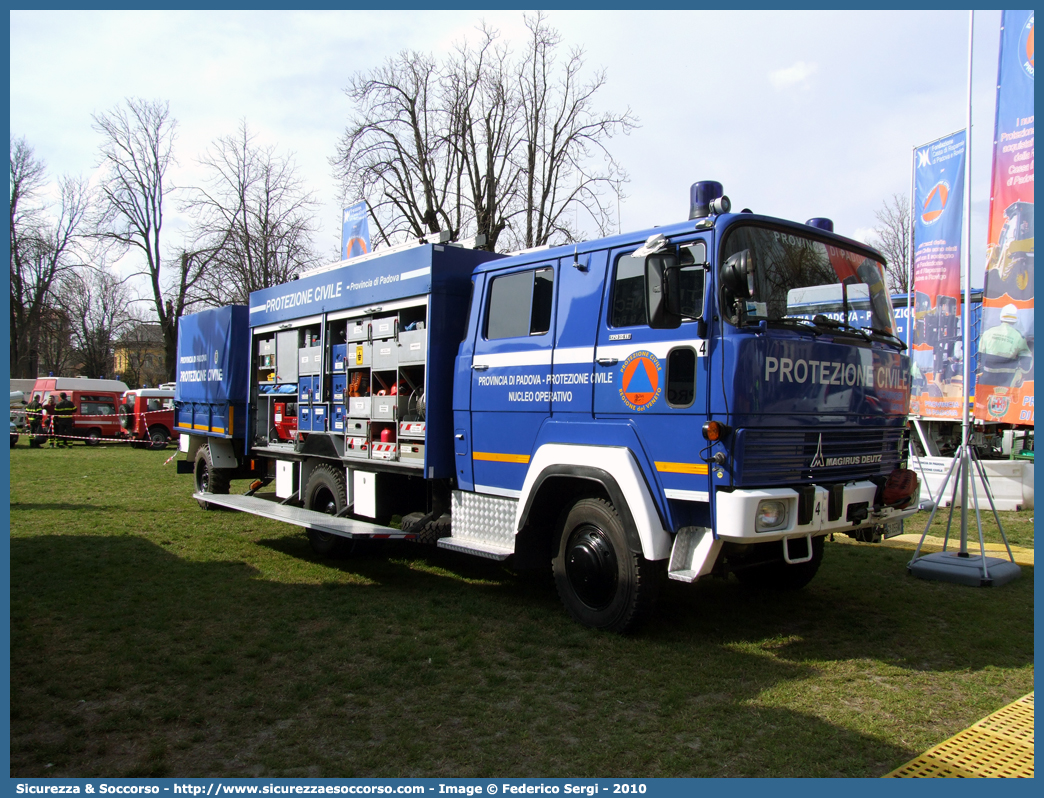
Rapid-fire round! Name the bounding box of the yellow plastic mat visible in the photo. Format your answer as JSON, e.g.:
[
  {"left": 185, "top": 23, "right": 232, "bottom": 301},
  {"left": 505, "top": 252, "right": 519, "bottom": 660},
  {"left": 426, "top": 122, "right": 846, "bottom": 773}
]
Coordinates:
[{"left": 886, "top": 693, "right": 1034, "bottom": 777}]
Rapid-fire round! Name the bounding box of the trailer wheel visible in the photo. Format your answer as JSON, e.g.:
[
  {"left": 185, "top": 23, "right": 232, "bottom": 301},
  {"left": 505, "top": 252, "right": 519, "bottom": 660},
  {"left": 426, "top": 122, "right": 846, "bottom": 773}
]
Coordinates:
[
  {"left": 147, "top": 426, "right": 170, "bottom": 450},
  {"left": 552, "top": 497, "right": 660, "bottom": 633},
  {"left": 194, "top": 444, "right": 230, "bottom": 510},
  {"left": 304, "top": 464, "right": 348, "bottom": 556},
  {"left": 731, "top": 535, "right": 824, "bottom": 591}
]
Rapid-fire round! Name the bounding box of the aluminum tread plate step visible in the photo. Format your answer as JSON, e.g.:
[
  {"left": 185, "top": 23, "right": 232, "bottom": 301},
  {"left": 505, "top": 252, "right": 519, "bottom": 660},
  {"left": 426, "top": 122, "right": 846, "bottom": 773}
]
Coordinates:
[
  {"left": 437, "top": 536, "right": 513, "bottom": 561},
  {"left": 192, "top": 493, "right": 405, "bottom": 538}
]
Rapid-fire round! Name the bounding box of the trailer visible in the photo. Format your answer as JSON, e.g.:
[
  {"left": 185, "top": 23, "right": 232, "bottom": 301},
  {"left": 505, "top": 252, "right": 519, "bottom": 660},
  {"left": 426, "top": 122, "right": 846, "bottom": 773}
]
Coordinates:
[{"left": 176, "top": 181, "right": 922, "bottom": 632}]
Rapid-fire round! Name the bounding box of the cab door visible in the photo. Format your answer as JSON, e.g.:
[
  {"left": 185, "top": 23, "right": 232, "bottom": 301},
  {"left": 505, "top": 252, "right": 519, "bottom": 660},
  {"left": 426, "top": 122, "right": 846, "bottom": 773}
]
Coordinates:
[
  {"left": 592, "top": 239, "right": 713, "bottom": 516},
  {"left": 468, "top": 262, "right": 556, "bottom": 495}
]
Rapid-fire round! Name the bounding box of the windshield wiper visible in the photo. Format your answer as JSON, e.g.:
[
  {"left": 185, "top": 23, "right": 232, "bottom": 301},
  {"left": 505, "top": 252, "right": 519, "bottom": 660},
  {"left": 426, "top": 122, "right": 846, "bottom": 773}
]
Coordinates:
[
  {"left": 812, "top": 314, "right": 871, "bottom": 342},
  {"left": 774, "top": 316, "right": 822, "bottom": 334},
  {"left": 867, "top": 326, "right": 907, "bottom": 351}
]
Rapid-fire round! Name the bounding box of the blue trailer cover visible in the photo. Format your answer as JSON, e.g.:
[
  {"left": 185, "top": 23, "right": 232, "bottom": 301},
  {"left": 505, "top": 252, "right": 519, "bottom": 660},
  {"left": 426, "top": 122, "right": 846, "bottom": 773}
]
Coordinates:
[
  {"left": 246, "top": 245, "right": 498, "bottom": 328},
  {"left": 176, "top": 306, "right": 251, "bottom": 404}
]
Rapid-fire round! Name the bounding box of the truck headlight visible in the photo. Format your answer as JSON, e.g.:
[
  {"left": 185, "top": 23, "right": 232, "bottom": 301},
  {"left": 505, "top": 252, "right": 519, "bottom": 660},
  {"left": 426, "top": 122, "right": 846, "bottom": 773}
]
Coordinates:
[{"left": 756, "top": 499, "right": 788, "bottom": 531}]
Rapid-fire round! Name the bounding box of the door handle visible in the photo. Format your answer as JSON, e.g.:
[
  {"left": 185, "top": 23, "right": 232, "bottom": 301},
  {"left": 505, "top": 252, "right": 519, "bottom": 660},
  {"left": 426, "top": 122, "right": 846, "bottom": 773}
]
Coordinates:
[
  {"left": 455, "top": 433, "right": 465, "bottom": 440},
  {"left": 472, "top": 363, "right": 489, "bottom": 371},
  {"left": 597, "top": 357, "right": 618, "bottom": 366}
]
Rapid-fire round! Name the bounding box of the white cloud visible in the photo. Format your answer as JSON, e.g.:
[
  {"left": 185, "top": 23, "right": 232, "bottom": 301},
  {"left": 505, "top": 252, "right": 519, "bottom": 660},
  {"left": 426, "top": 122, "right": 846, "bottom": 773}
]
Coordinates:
[
  {"left": 769, "top": 60, "right": 818, "bottom": 89},
  {"left": 851, "top": 227, "right": 878, "bottom": 244}
]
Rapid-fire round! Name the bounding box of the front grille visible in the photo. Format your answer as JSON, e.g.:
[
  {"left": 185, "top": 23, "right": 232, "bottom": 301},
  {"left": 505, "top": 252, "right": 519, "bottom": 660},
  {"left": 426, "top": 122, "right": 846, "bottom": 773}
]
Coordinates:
[{"left": 737, "top": 427, "right": 903, "bottom": 486}]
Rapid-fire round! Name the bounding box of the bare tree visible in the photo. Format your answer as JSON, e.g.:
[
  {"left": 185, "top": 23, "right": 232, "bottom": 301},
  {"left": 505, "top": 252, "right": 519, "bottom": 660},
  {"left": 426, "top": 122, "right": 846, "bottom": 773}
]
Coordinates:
[
  {"left": 92, "top": 98, "right": 202, "bottom": 381},
  {"left": 10, "top": 137, "right": 91, "bottom": 378},
  {"left": 336, "top": 51, "right": 460, "bottom": 246},
  {"left": 445, "top": 25, "right": 523, "bottom": 251},
  {"left": 516, "top": 11, "right": 635, "bottom": 249},
  {"left": 36, "top": 306, "right": 78, "bottom": 378},
  {"left": 868, "top": 193, "right": 912, "bottom": 294},
  {"left": 184, "top": 121, "right": 322, "bottom": 306},
  {"left": 333, "top": 12, "right": 636, "bottom": 253},
  {"left": 56, "top": 266, "right": 135, "bottom": 380}
]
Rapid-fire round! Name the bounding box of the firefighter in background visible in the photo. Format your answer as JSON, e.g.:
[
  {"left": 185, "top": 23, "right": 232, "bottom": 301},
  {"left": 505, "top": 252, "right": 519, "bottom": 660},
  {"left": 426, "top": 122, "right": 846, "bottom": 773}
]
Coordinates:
[
  {"left": 25, "top": 395, "right": 43, "bottom": 437},
  {"left": 53, "top": 392, "right": 76, "bottom": 447},
  {"left": 977, "top": 304, "right": 1033, "bottom": 387},
  {"left": 43, "top": 395, "right": 58, "bottom": 446}
]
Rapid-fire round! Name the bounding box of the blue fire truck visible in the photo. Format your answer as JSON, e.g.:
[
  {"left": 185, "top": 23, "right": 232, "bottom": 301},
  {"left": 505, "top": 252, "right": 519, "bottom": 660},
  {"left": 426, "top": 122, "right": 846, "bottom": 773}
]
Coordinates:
[{"left": 175, "top": 181, "right": 920, "bottom": 632}]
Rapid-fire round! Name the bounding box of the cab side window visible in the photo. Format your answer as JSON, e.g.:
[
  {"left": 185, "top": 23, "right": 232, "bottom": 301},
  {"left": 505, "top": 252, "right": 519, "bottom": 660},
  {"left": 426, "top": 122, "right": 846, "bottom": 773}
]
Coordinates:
[
  {"left": 485, "top": 266, "right": 555, "bottom": 340},
  {"left": 611, "top": 255, "right": 646, "bottom": 327}
]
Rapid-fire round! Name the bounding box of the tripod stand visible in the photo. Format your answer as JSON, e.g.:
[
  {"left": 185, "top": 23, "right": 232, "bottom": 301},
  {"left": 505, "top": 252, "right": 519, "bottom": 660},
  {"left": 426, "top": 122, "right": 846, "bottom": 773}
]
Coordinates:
[{"left": 908, "top": 438, "right": 1021, "bottom": 587}]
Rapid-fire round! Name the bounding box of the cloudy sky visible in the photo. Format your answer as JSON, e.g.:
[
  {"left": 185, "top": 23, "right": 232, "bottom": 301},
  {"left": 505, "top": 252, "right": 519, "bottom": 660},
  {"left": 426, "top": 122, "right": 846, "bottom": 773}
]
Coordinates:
[{"left": 11, "top": 9, "right": 1005, "bottom": 293}]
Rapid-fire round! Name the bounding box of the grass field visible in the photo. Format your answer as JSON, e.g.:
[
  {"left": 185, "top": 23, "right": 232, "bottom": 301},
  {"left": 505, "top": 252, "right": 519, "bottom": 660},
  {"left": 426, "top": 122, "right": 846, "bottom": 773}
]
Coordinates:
[{"left": 8, "top": 442, "right": 1034, "bottom": 778}]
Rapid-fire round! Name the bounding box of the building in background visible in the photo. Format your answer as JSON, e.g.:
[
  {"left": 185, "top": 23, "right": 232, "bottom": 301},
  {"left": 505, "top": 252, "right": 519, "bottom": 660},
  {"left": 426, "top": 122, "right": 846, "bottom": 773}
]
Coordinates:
[{"left": 114, "top": 323, "right": 166, "bottom": 388}]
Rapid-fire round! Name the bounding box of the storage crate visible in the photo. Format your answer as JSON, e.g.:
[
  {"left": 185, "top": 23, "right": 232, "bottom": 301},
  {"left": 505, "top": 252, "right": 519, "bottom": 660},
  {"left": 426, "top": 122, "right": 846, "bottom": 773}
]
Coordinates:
[
  {"left": 348, "top": 319, "right": 370, "bottom": 341},
  {"left": 298, "top": 346, "right": 322, "bottom": 375},
  {"left": 399, "top": 440, "right": 425, "bottom": 464},
  {"left": 398, "top": 328, "right": 427, "bottom": 365},
  {"left": 372, "top": 316, "right": 397, "bottom": 340},
  {"left": 332, "top": 343, "right": 347, "bottom": 370},
  {"left": 372, "top": 341, "right": 398, "bottom": 370},
  {"left": 332, "top": 374, "right": 347, "bottom": 402},
  {"left": 371, "top": 394, "right": 407, "bottom": 420},
  {"left": 348, "top": 396, "right": 371, "bottom": 418}
]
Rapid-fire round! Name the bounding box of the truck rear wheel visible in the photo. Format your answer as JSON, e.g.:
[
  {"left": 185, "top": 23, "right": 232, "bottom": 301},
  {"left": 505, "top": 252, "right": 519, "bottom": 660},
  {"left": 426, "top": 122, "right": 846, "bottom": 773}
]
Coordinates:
[
  {"left": 552, "top": 497, "right": 660, "bottom": 633},
  {"left": 304, "top": 464, "right": 348, "bottom": 556},
  {"left": 730, "top": 536, "right": 825, "bottom": 591},
  {"left": 194, "top": 444, "right": 230, "bottom": 510}
]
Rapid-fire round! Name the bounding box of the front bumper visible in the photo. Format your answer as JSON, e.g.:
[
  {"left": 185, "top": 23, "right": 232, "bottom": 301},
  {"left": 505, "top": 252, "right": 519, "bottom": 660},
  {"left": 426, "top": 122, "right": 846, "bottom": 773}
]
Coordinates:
[{"left": 715, "top": 480, "right": 920, "bottom": 543}]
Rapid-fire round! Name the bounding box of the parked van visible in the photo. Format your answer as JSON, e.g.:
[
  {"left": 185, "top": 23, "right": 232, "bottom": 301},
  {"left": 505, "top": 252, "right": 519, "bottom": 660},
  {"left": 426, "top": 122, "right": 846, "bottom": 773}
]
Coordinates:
[
  {"left": 29, "top": 377, "right": 130, "bottom": 446},
  {"left": 119, "top": 387, "right": 176, "bottom": 449}
]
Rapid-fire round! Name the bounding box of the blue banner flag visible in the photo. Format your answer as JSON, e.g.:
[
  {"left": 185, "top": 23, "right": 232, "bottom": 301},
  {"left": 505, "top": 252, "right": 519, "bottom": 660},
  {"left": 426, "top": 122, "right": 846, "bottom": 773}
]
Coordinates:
[
  {"left": 341, "top": 201, "right": 370, "bottom": 261},
  {"left": 910, "top": 130, "right": 967, "bottom": 419}
]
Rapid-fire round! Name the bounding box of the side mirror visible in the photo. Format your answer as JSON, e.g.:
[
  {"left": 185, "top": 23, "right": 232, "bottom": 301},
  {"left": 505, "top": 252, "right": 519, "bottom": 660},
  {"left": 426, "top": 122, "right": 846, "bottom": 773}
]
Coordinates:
[
  {"left": 720, "top": 249, "right": 755, "bottom": 300},
  {"left": 645, "top": 252, "right": 682, "bottom": 329}
]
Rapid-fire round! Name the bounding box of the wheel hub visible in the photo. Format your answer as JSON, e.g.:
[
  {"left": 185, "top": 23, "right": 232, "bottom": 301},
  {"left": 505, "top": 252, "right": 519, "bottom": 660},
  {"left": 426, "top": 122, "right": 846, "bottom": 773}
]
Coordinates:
[{"left": 565, "top": 524, "right": 618, "bottom": 610}]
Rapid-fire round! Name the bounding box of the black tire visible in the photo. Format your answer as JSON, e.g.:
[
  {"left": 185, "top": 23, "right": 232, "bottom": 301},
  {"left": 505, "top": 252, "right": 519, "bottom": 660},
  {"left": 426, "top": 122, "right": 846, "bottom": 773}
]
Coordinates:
[
  {"left": 85, "top": 428, "right": 102, "bottom": 446},
  {"left": 194, "top": 444, "right": 231, "bottom": 510},
  {"left": 552, "top": 497, "right": 661, "bottom": 633},
  {"left": 304, "top": 464, "right": 349, "bottom": 557},
  {"left": 401, "top": 511, "right": 451, "bottom": 545},
  {"left": 147, "top": 426, "right": 170, "bottom": 450},
  {"left": 731, "top": 535, "right": 825, "bottom": 591},
  {"left": 11, "top": 433, "right": 18, "bottom": 448},
  {"left": 118, "top": 404, "right": 134, "bottom": 430}
]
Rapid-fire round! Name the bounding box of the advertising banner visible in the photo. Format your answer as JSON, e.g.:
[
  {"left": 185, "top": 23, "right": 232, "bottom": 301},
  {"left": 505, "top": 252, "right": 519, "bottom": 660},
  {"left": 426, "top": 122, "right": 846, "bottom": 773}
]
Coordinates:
[
  {"left": 341, "top": 201, "right": 371, "bottom": 261},
  {"left": 974, "top": 10, "right": 1034, "bottom": 426},
  {"left": 909, "top": 130, "right": 966, "bottom": 420}
]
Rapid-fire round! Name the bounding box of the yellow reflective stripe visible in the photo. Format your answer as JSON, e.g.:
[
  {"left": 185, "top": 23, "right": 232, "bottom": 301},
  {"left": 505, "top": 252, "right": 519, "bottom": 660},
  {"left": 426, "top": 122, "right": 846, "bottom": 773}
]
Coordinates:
[
  {"left": 473, "top": 451, "right": 531, "bottom": 464},
  {"left": 655, "top": 461, "right": 709, "bottom": 475}
]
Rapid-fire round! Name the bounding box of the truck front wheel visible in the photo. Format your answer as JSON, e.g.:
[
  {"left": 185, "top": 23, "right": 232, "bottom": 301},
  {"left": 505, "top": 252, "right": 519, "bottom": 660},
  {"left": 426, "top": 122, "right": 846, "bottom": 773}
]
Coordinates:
[
  {"left": 304, "top": 464, "right": 348, "bottom": 556},
  {"left": 552, "top": 497, "right": 660, "bottom": 633},
  {"left": 194, "top": 444, "right": 231, "bottom": 510}
]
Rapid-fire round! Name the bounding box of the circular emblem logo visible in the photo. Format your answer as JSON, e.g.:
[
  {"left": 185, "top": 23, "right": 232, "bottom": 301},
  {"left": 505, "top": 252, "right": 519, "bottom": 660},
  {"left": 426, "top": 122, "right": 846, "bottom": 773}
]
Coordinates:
[
  {"left": 921, "top": 181, "right": 950, "bottom": 224},
  {"left": 987, "top": 393, "right": 1011, "bottom": 419},
  {"left": 1020, "top": 15, "right": 1034, "bottom": 79},
  {"left": 619, "top": 350, "right": 662, "bottom": 412}
]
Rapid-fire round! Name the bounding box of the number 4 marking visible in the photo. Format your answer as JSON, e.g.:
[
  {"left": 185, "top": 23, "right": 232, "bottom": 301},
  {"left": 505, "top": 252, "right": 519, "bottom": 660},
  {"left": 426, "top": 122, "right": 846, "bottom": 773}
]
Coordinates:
[{"left": 698, "top": 340, "right": 707, "bottom": 356}]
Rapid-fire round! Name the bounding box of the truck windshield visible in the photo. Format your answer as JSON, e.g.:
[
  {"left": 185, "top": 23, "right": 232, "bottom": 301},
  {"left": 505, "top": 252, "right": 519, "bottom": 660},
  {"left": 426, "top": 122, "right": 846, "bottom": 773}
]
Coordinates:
[{"left": 722, "top": 224, "right": 898, "bottom": 337}]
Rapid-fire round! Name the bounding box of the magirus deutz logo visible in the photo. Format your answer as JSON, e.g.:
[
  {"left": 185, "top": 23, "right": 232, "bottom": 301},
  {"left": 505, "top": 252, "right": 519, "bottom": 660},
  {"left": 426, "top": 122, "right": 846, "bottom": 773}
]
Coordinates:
[{"left": 809, "top": 433, "right": 883, "bottom": 468}]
